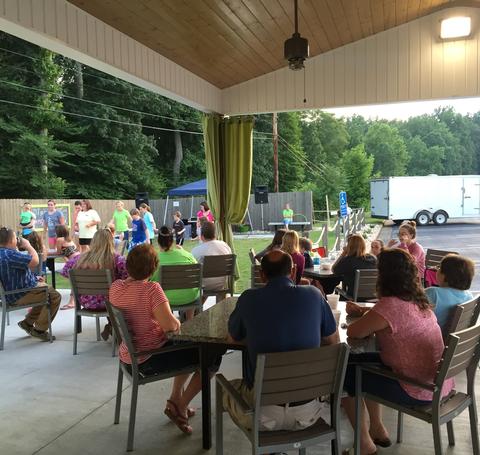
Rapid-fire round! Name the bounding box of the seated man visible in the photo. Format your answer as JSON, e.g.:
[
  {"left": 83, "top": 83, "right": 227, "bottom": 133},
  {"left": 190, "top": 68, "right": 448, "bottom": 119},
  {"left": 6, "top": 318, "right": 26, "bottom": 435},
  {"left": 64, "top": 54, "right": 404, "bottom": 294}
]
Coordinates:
[
  {"left": 0, "top": 227, "right": 60, "bottom": 341},
  {"left": 225, "top": 250, "right": 339, "bottom": 431},
  {"left": 191, "top": 221, "right": 232, "bottom": 297}
]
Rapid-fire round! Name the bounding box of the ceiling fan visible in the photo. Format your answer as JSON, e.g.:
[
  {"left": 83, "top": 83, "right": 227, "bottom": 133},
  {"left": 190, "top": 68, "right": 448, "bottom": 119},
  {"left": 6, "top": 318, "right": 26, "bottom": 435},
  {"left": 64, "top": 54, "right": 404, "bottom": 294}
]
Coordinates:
[{"left": 284, "top": 0, "right": 309, "bottom": 70}]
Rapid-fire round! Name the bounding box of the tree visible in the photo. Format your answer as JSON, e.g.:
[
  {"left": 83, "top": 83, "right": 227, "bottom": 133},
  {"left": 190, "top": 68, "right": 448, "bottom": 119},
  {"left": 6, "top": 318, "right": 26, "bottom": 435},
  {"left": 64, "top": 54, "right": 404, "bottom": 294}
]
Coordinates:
[
  {"left": 340, "top": 144, "right": 374, "bottom": 208},
  {"left": 405, "top": 136, "right": 444, "bottom": 175},
  {"left": 365, "top": 123, "right": 408, "bottom": 176},
  {"left": 345, "top": 115, "right": 369, "bottom": 149}
]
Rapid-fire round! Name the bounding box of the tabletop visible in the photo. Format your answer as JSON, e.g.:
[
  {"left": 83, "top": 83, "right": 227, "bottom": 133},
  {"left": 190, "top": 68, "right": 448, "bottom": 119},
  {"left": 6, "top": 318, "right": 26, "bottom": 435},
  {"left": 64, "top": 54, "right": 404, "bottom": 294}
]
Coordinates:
[
  {"left": 303, "top": 266, "right": 339, "bottom": 278},
  {"left": 168, "top": 297, "right": 376, "bottom": 352}
]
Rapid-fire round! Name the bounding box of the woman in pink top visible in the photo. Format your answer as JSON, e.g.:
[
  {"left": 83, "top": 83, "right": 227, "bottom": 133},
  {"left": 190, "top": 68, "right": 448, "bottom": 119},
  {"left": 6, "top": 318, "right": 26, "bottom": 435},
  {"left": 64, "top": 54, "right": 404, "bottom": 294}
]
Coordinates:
[
  {"left": 387, "top": 220, "right": 425, "bottom": 280},
  {"left": 109, "top": 244, "right": 222, "bottom": 435},
  {"left": 342, "top": 249, "right": 453, "bottom": 455},
  {"left": 196, "top": 201, "right": 214, "bottom": 238}
]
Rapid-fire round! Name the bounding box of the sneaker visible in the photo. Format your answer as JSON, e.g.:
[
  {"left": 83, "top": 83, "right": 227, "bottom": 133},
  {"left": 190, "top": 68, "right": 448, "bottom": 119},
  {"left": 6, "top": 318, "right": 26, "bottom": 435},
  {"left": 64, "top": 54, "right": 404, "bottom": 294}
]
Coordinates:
[
  {"left": 30, "top": 328, "right": 56, "bottom": 342},
  {"left": 18, "top": 320, "right": 33, "bottom": 335}
]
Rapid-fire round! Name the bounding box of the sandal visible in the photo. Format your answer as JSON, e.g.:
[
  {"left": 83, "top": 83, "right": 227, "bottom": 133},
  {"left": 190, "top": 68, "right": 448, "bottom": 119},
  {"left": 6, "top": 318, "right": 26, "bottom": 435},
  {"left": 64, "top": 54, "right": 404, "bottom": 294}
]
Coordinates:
[
  {"left": 60, "top": 302, "right": 75, "bottom": 310},
  {"left": 164, "top": 399, "right": 192, "bottom": 435}
]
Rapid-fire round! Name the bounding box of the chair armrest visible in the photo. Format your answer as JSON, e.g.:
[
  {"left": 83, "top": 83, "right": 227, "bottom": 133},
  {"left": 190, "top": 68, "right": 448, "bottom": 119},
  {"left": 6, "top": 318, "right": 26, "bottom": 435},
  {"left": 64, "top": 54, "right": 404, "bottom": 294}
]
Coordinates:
[
  {"left": 3, "top": 286, "right": 47, "bottom": 296},
  {"left": 216, "top": 374, "right": 253, "bottom": 415},
  {"left": 360, "top": 365, "right": 436, "bottom": 392},
  {"left": 133, "top": 342, "right": 198, "bottom": 358},
  {"left": 335, "top": 287, "right": 350, "bottom": 300}
]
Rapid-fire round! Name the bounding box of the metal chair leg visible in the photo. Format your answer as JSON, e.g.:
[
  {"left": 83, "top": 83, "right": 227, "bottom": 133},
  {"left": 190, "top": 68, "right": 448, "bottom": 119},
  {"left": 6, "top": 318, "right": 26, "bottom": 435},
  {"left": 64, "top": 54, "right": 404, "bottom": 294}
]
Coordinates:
[
  {"left": 432, "top": 420, "right": 443, "bottom": 455},
  {"left": 447, "top": 420, "right": 455, "bottom": 446},
  {"left": 111, "top": 331, "right": 116, "bottom": 357},
  {"left": 6, "top": 311, "right": 9, "bottom": 326},
  {"left": 397, "top": 411, "right": 403, "bottom": 443},
  {"left": 47, "top": 302, "right": 52, "bottom": 343},
  {"left": 0, "top": 305, "right": 6, "bottom": 351},
  {"left": 95, "top": 317, "right": 101, "bottom": 341},
  {"left": 215, "top": 380, "right": 224, "bottom": 455},
  {"left": 73, "top": 311, "right": 78, "bottom": 355},
  {"left": 469, "top": 402, "right": 480, "bottom": 455},
  {"left": 127, "top": 381, "right": 139, "bottom": 452},
  {"left": 299, "top": 448, "right": 306, "bottom": 455},
  {"left": 114, "top": 366, "right": 123, "bottom": 424}
]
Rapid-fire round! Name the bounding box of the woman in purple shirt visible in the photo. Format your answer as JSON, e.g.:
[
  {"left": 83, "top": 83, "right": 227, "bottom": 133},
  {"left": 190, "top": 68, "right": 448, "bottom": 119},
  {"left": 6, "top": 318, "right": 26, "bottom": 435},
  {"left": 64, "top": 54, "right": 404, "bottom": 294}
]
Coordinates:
[{"left": 280, "top": 230, "right": 304, "bottom": 284}]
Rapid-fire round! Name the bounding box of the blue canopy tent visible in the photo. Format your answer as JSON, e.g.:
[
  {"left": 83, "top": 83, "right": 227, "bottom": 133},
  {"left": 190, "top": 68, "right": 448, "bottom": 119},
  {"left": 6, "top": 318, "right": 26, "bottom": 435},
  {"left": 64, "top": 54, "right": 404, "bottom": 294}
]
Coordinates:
[
  {"left": 167, "top": 179, "right": 207, "bottom": 196},
  {"left": 163, "top": 179, "right": 207, "bottom": 225}
]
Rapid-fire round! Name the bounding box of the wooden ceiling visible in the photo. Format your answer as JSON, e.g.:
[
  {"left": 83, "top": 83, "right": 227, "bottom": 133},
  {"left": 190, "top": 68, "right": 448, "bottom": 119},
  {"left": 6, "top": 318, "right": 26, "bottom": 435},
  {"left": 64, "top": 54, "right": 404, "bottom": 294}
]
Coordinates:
[{"left": 68, "top": 0, "right": 478, "bottom": 89}]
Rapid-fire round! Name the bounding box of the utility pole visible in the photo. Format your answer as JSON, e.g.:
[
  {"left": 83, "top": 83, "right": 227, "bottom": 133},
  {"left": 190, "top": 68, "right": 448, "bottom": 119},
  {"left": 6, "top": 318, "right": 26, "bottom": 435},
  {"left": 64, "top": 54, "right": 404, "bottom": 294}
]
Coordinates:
[{"left": 273, "top": 112, "right": 279, "bottom": 192}]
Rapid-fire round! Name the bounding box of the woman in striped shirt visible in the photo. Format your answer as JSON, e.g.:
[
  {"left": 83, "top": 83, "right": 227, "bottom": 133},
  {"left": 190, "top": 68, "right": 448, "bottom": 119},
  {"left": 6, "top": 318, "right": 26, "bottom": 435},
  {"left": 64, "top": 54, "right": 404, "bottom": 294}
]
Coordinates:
[{"left": 109, "top": 243, "right": 221, "bottom": 434}]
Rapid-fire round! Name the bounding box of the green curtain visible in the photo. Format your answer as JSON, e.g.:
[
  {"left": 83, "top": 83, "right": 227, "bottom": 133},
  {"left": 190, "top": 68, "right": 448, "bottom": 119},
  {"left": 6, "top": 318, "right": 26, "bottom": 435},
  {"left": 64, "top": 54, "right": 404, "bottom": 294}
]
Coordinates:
[{"left": 202, "top": 113, "right": 254, "bottom": 254}]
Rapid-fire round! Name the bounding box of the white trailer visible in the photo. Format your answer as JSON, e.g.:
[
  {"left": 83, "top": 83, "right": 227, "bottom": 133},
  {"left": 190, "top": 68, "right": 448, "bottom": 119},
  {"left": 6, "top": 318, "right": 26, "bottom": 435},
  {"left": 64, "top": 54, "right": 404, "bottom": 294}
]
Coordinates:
[{"left": 370, "top": 175, "right": 480, "bottom": 225}]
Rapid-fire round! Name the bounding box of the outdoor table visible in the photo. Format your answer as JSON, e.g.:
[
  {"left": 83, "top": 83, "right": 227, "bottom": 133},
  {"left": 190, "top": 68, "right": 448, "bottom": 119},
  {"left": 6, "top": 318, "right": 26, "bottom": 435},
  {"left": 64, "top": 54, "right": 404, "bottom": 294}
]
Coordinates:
[
  {"left": 168, "top": 297, "right": 375, "bottom": 450},
  {"left": 303, "top": 266, "right": 342, "bottom": 295},
  {"left": 46, "top": 253, "right": 62, "bottom": 289}
]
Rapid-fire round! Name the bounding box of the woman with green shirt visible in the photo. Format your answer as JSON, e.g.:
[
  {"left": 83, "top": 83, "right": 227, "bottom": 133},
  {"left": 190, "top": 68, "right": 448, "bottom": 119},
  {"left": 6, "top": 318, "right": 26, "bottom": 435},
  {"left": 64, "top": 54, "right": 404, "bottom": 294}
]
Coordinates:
[
  {"left": 151, "top": 226, "right": 200, "bottom": 321},
  {"left": 109, "top": 201, "right": 132, "bottom": 241}
]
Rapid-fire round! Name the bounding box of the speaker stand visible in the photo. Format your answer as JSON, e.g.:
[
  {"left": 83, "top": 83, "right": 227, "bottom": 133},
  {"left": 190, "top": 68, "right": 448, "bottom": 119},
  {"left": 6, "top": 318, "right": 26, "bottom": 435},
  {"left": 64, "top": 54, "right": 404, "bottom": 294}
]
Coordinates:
[{"left": 261, "top": 204, "right": 264, "bottom": 231}]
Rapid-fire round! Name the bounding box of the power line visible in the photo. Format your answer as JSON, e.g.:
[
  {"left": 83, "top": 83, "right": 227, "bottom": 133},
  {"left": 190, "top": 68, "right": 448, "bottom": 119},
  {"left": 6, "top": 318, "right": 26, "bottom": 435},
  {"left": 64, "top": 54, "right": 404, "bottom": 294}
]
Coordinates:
[
  {"left": 0, "top": 78, "right": 202, "bottom": 127},
  {"left": 0, "top": 98, "right": 204, "bottom": 135}
]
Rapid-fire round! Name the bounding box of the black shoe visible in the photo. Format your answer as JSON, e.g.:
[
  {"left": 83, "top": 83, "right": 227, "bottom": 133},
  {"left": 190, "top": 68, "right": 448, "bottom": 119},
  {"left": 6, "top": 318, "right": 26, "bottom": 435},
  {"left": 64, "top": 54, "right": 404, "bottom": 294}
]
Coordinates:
[
  {"left": 18, "top": 320, "right": 33, "bottom": 335},
  {"left": 30, "top": 328, "right": 56, "bottom": 342}
]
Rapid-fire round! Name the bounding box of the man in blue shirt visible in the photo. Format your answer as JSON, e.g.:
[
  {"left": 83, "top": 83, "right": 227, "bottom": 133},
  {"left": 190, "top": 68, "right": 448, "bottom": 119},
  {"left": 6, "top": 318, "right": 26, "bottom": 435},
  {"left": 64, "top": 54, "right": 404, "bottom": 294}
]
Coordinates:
[
  {"left": 0, "top": 227, "right": 61, "bottom": 341},
  {"left": 226, "top": 250, "right": 338, "bottom": 431}
]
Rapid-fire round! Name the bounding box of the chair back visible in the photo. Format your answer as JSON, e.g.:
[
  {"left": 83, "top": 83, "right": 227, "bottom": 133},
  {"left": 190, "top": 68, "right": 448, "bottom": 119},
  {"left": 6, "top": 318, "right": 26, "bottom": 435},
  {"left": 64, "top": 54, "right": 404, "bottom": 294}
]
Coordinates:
[
  {"left": 436, "top": 324, "right": 480, "bottom": 389},
  {"left": 445, "top": 295, "right": 480, "bottom": 337},
  {"left": 159, "top": 263, "right": 202, "bottom": 292},
  {"left": 249, "top": 248, "right": 258, "bottom": 265},
  {"left": 106, "top": 303, "right": 138, "bottom": 370},
  {"left": 251, "top": 264, "right": 265, "bottom": 289},
  {"left": 425, "top": 249, "right": 458, "bottom": 270},
  {"left": 254, "top": 344, "right": 350, "bottom": 409},
  {"left": 0, "top": 281, "right": 6, "bottom": 307},
  {"left": 353, "top": 269, "right": 377, "bottom": 301},
  {"left": 202, "top": 254, "right": 236, "bottom": 279},
  {"left": 69, "top": 269, "right": 113, "bottom": 309}
]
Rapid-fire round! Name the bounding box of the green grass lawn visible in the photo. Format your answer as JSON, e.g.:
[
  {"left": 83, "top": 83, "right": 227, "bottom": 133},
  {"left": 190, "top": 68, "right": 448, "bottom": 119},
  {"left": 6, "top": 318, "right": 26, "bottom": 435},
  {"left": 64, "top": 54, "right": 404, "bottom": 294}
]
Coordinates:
[{"left": 52, "top": 237, "right": 272, "bottom": 294}]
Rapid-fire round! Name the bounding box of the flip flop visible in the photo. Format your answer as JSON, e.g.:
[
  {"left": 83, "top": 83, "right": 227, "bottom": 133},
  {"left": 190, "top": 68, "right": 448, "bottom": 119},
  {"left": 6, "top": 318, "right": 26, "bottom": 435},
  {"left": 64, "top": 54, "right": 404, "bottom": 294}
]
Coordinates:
[
  {"left": 187, "top": 407, "right": 196, "bottom": 418},
  {"left": 371, "top": 437, "right": 392, "bottom": 448},
  {"left": 342, "top": 449, "right": 377, "bottom": 455},
  {"left": 164, "top": 400, "right": 192, "bottom": 435},
  {"left": 60, "top": 302, "right": 75, "bottom": 310}
]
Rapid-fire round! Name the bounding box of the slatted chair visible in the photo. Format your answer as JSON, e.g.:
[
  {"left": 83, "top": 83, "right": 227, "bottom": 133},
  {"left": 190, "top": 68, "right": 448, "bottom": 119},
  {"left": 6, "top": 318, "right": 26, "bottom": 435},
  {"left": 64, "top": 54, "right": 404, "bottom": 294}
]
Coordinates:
[
  {"left": 69, "top": 269, "right": 115, "bottom": 356},
  {"left": 202, "top": 254, "right": 236, "bottom": 302},
  {"left": 251, "top": 264, "right": 265, "bottom": 289},
  {"left": 445, "top": 295, "right": 480, "bottom": 339},
  {"left": 0, "top": 281, "right": 52, "bottom": 350},
  {"left": 337, "top": 269, "right": 377, "bottom": 302},
  {"left": 106, "top": 302, "right": 199, "bottom": 452},
  {"left": 354, "top": 324, "right": 480, "bottom": 455},
  {"left": 216, "top": 343, "right": 350, "bottom": 455},
  {"left": 158, "top": 263, "right": 203, "bottom": 318},
  {"left": 425, "top": 248, "right": 458, "bottom": 271}
]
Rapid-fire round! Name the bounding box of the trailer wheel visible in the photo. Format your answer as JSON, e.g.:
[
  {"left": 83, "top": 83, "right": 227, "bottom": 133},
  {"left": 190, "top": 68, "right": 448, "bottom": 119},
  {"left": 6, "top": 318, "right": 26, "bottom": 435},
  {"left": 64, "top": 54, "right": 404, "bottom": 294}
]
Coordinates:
[
  {"left": 432, "top": 210, "right": 448, "bottom": 225},
  {"left": 415, "top": 211, "right": 430, "bottom": 226}
]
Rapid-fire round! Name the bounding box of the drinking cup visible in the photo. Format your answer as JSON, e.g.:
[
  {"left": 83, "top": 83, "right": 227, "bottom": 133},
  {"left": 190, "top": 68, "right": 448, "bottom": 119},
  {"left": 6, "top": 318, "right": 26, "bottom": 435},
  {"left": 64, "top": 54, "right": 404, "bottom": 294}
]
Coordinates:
[{"left": 327, "top": 293, "right": 339, "bottom": 310}]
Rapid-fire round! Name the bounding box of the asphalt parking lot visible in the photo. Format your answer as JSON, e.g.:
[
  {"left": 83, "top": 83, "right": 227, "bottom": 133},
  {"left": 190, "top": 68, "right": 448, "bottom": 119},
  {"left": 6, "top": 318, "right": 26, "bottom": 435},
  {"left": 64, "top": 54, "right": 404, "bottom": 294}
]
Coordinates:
[{"left": 386, "top": 220, "right": 480, "bottom": 291}]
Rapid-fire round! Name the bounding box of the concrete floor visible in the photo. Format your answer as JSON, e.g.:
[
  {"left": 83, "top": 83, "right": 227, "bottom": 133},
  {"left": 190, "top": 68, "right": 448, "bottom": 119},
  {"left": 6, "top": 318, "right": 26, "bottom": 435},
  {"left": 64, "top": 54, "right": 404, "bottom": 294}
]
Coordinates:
[{"left": 1, "top": 290, "right": 479, "bottom": 454}]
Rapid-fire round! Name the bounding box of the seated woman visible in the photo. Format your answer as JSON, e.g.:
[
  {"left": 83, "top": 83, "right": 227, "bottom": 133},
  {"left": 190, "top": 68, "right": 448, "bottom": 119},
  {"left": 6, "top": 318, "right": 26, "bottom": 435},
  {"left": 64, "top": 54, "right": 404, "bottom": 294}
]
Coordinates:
[
  {"left": 60, "top": 229, "right": 127, "bottom": 323},
  {"left": 151, "top": 226, "right": 200, "bottom": 321},
  {"left": 109, "top": 243, "right": 222, "bottom": 434},
  {"left": 25, "top": 230, "right": 47, "bottom": 275},
  {"left": 254, "top": 229, "right": 286, "bottom": 262},
  {"left": 370, "top": 239, "right": 384, "bottom": 257},
  {"left": 387, "top": 221, "right": 425, "bottom": 280},
  {"left": 332, "top": 234, "right": 376, "bottom": 298},
  {"left": 425, "top": 253, "right": 474, "bottom": 334},
  {"left": 55, "top": 225, "right": 78, "bottom": 260},
  {"left": 342, "top": 249, "right": 454, "bottom": 455},
  {"left": 280, "top": 230, "right": 305, "bottom": 284},
  {"left": 299, "top": 236, "right": 314, "bottom": 269}
]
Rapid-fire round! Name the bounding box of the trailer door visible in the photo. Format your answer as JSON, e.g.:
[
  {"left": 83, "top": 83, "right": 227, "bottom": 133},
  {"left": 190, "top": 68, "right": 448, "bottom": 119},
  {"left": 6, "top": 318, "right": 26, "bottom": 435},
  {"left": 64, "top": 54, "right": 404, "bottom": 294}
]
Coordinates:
[
  {"left": 462, "top": 178, "right": 480, "bottom": 215},
  {"left": 370, "top": 180, "right": 389, "bottom": 218}
]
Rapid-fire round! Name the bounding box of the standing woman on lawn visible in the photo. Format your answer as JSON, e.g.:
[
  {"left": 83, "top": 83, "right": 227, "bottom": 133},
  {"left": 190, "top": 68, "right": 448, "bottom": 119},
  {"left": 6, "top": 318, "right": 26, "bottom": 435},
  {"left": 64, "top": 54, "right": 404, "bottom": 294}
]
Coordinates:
[{"left": 76, "top": 199, "right": 101, "bottom": 253}]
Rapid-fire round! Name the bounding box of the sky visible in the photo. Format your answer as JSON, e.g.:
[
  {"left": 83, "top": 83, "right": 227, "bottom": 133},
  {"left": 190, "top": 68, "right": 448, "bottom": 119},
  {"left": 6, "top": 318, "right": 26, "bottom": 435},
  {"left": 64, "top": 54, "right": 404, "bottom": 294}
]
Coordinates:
[{"left": 324, "top": 96, "right": 480, "bottom": 121}]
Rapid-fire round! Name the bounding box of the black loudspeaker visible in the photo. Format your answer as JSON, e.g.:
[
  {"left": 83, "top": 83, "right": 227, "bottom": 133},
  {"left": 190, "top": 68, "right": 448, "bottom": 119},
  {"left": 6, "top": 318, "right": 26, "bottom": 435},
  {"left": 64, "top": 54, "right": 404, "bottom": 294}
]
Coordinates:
[
  {"left": 254, "top": 185, "right": 269, "bottom": 204},
  {"left": 135, "top": 192, "right": 149, "bottom": 208}
]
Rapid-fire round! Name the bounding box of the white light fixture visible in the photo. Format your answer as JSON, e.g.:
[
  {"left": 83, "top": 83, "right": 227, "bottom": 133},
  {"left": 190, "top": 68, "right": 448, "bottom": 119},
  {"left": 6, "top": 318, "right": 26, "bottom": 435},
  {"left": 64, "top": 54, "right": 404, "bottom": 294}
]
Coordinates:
[{"left": 440, "top": 16, "right": 471, "bottom": 39}]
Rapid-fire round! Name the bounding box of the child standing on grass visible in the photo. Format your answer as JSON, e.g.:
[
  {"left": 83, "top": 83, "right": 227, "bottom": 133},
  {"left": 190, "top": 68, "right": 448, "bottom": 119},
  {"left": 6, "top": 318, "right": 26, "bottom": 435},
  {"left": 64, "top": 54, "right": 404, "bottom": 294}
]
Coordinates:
[
  {"left": 19, "top": 202, "right": 36, "bottom": 236},
  {"left": 425, "top": 254, "right": 475, "bottom": 334},
  {"left": 129, "top": 208, "right": 149, "bottom": 251},
  {"left": 173, "top": 211, "right": 186, "bottom": 245}
]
